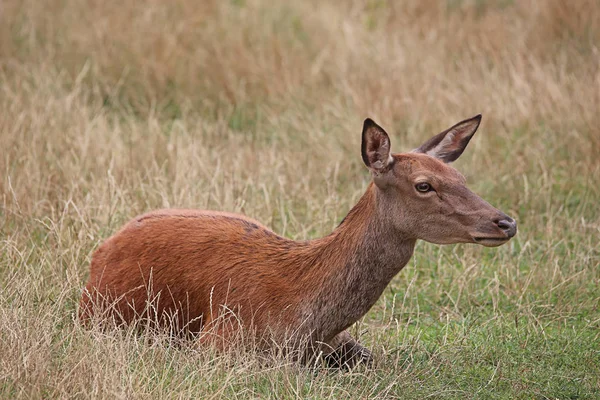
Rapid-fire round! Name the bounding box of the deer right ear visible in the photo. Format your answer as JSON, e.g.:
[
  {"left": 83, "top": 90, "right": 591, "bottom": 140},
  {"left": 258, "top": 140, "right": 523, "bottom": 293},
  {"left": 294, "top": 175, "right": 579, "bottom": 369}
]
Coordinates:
[
  {"left": 413, "top": 114, "right": 482, "bottom": 163},
  {"left": 361, "top": 119, "right": 393, "bottom": 173}
]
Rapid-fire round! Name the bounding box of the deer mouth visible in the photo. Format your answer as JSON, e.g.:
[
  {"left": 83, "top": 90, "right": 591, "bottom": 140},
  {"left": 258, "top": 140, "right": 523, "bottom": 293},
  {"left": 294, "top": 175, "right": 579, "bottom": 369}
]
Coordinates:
[{"left": 472, "top": 237, "right": 510, "bottom": 247}]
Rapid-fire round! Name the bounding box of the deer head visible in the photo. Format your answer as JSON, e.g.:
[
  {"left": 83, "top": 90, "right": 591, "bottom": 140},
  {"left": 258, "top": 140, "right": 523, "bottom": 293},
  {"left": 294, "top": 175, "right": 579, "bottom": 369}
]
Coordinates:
[{"left": 361, "top": 115, "right": 516, "bottom": 247}]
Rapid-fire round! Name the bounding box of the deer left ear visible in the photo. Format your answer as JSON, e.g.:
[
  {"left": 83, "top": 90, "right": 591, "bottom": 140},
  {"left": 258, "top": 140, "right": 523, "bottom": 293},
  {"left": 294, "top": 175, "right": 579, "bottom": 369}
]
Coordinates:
[
  {"left": 414, "top": 114, "right": 482, "bottom": 163},
  {"left": 361, "top": 118, "right": 393, "bottom": 173}
]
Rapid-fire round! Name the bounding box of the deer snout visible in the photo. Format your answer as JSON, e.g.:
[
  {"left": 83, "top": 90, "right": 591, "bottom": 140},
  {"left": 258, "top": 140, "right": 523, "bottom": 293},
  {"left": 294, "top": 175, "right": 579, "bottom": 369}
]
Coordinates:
[
  {"left": 495, "top": 216, "right": 517, "bottom": 238},
  {"left": 471, "top": 212, "right": 517, "bottom": 247}
]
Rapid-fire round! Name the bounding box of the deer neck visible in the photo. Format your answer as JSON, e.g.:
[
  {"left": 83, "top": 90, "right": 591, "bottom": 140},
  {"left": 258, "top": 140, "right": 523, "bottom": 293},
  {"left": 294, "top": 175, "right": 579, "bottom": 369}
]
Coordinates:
[{"left": 296, "top": 183, "right": 416, "bottom": 340}]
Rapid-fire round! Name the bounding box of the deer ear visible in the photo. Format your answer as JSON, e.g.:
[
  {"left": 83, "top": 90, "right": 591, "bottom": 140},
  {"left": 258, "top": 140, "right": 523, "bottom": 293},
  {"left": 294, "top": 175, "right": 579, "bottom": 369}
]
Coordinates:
[
  {"left": 361, "top": 118, "right": 393, "bottom": 173},
  {"left": 414, "top": 114, "right": 482, "bottom": 163}
]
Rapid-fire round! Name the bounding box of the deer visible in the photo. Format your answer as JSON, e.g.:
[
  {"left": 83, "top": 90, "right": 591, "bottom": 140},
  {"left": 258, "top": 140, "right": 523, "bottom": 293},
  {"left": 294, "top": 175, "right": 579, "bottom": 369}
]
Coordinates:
[{"left": 79, "top": 115, "right": 517, "bottom": 368}]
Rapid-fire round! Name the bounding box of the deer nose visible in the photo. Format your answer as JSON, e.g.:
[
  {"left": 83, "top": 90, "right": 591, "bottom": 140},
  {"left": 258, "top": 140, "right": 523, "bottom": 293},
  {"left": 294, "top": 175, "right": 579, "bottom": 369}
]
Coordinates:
[{"left": 496, "top": 217, "right": 517, "bottom": 238}]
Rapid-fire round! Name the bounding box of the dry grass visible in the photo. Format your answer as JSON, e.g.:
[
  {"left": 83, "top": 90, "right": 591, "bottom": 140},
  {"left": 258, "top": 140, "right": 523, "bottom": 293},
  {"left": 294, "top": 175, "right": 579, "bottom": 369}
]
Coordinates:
[{"left": 1, "top": 0, "right": 599, "bottom": 398}]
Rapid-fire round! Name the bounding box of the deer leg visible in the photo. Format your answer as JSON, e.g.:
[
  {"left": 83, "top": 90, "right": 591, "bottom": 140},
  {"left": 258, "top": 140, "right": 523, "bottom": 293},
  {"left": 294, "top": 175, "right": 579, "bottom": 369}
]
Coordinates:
[
  {"left": 323, "top": 330, "right": 373, "bottom": 369},
  {"left": 196, "top": 313, "right": 238, "bottom": 353}
]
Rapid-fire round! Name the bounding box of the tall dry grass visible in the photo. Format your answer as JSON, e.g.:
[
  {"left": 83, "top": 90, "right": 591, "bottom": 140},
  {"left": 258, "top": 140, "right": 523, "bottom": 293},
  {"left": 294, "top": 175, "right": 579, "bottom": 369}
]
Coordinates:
[{"left": 1, "top": 0, "right": 599, "bottom": 398}]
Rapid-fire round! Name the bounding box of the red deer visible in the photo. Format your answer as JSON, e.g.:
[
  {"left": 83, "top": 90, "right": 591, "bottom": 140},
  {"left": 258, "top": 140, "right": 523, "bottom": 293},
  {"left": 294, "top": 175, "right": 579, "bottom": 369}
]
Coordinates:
[{"left": 79, "top": 115, "right": 517, "bottom": 367}]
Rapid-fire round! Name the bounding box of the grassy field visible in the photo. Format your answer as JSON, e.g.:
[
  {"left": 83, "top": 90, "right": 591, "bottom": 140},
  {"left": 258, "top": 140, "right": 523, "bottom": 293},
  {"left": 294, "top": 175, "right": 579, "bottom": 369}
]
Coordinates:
[{"left": 1, "top": 0, "right": 599, "bottom": 398}]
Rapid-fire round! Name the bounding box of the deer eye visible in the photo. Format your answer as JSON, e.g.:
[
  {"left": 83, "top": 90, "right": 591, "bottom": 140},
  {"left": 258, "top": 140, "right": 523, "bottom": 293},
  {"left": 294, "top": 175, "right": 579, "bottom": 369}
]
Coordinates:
[{"left": 415, "top": 182, "right": 432, "bottom": 193}]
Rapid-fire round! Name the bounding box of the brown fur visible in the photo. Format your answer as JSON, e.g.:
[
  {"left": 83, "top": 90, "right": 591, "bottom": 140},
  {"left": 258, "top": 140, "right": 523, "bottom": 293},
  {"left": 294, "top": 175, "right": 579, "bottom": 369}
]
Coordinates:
[{"left": 80, "top": 116, "right": 516, "bottom": 367}]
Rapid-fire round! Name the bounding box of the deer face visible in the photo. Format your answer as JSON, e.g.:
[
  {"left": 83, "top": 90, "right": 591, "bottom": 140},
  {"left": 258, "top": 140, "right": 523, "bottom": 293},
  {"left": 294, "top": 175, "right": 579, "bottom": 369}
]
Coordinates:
[{"left": 361, "top": 115, "right": 517, "bottom": 247}]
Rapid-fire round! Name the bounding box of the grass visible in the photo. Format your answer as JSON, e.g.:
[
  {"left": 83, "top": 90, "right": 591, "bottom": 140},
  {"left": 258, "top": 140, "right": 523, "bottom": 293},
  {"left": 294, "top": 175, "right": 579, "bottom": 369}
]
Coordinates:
[{"left": 1, "top": 0, "right": 599, "bottom": 398}]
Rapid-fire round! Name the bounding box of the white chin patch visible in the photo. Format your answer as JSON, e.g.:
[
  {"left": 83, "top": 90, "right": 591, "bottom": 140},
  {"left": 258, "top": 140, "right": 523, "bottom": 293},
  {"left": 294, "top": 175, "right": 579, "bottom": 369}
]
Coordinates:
[{"left": 476, "top": 238, "right": 508, "bottom": 247}]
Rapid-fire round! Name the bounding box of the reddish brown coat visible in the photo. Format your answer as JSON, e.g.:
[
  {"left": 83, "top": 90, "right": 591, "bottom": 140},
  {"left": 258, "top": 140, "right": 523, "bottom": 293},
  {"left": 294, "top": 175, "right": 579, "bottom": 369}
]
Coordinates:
[{"left": 80, "top": 115, "right": 516, "bottom": 366}]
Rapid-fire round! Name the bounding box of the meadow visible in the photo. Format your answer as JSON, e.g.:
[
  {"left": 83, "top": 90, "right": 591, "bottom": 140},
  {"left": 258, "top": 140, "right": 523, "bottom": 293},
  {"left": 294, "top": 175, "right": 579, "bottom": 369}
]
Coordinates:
[{"left": 1, "top": 0, "right": 599, "bottom": 398}]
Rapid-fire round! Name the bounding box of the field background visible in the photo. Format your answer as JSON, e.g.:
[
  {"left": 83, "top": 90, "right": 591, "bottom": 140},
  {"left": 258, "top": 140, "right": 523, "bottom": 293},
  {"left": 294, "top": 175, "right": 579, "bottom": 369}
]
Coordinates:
[{"left": 1, "top": 0, "right": 599, "bottom": 398}]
